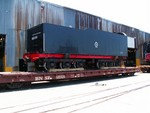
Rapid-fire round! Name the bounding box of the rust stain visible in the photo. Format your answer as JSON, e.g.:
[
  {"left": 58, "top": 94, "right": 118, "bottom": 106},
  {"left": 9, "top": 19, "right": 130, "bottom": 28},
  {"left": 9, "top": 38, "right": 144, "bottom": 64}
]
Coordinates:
[
  {"left": 75, "top": 12, "right": 100, "bottom": 30},
  {"left": 15, "top": 0, "right": 21, "bottom": 59}
]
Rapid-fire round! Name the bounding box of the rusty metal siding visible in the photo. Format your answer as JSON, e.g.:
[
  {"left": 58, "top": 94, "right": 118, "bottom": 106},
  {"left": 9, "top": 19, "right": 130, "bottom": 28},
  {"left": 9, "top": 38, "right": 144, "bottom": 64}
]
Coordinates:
[
  {"left": 112, "top": 23, "right": 122, "bottom": 33},
  {"left": 101, "top": 19, "right": 113, "bottom": 32},
  {"left": 13, "top": 0, "right": 42, "bottom": 68},
  {"left": 64, "top": 8, "right": 75, "bottom": 28},
  {"left": 75, "top": 12, "right": 102, "bottom": 30},
  {"left": 40, "top": 2, "right": 64, "bottom": 25},
  {"left": 6, "top": 29, "right": 16, "bottom": 67},
  {"left": 13, "top": 0, "right": 64, "bottom": 67},
  {"left": 0, "top": 0, "right": 14, "bottom": 34},
  {"left": 101, "top": 19, "right": 108, "bottom": 31},
  {"left": 145, "top": 33, "right": 150, "bottom": 42},
  {"left": 0, "top": 0, "right": 65, "bottom": 70},
  {"left": 13, "top": 0, "right": 64, "bottom": 69},
  {"left": 107, "top": 21, "right": 113, "bottom": 32}
]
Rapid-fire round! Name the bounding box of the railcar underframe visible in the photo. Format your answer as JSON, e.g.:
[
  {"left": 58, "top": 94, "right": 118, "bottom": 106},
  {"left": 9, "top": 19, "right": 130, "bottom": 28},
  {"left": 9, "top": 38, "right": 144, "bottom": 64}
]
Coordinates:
[{"left": 0, "top": 67, "right": 140, "bottom": 89}]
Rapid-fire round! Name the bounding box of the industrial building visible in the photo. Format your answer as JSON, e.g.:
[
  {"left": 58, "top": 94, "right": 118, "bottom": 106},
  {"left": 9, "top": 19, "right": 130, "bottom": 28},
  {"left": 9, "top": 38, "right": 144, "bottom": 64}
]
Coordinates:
[{"left": 0, "top": 0, "right": 150, "bottom": 72}]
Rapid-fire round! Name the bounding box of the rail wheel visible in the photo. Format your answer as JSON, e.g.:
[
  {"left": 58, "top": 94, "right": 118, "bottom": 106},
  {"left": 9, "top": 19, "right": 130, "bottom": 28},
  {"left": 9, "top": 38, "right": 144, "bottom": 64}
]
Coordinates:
[
  {"left": 59, "top": 62, "right": 71, "bottom": 69},
  {"left": 34, "top": 59, "right": 46, "bottom": 71},
  {"left": 6, "top": 82, "right": 31, "bottom": 89},
  {"left": 44, "top": 61, "right": 56, "bottom": 71},
  {"left": 72, "top": 62, "right": 77, "bottom": 68},
  {"left": 76, "top": 62, "right": 85, "bottom": 68},
  {"left": 6, "top": 82, "right": 24, "bottom": 89},
  {"left": 96, "top": 61, "right": 101, "bottom": 69}
]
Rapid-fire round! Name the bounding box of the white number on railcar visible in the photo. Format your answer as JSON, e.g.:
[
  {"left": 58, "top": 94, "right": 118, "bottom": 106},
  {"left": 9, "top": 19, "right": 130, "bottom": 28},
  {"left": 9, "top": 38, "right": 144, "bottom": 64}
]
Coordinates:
[{"left": 56, "top": 75, "right": 65, "bottom": 79}]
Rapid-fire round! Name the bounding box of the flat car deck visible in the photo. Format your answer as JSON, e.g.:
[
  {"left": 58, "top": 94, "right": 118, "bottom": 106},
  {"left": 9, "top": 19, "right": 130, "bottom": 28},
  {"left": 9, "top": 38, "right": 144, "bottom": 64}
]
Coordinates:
[{"left": 0, "top": 67, "right": 140, "bottom": 84}]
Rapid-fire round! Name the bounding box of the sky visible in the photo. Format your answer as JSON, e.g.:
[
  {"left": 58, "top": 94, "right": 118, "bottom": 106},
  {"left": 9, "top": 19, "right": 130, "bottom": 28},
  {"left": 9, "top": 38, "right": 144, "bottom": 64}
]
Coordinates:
[{"left": 42, "top": 0, "right": 150, "bottom": 33}]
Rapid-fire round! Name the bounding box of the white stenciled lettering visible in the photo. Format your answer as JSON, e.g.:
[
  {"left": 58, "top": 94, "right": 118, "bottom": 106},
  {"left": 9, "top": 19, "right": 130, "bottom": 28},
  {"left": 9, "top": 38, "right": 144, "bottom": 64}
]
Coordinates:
[
  {"left": 32, "top": 36, "right": 38, "bottom": 40},
  {"left": 44, "top": 76, "right": 52, "bottom": 80},
  {"left": 35, "top": 77, "right": 43, "bottom": 81},
  {"left": 32, "top": 32, "right": 41, "bottom": 36},
  {"left": 56, "top": 75, "right": 65, "bottom": 79}
]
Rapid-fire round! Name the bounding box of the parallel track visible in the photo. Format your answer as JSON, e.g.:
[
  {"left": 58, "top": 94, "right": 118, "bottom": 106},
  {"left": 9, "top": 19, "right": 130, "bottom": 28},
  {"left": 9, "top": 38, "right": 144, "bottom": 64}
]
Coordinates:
[{"left": 0, "top": 77, "right": 149, "bottom": 113}]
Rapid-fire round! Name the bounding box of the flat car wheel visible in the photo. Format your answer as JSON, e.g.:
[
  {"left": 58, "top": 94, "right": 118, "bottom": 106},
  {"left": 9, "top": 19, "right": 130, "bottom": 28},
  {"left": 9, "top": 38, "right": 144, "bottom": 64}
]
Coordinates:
[{"left": 6, "top": 83, "right": 24, "bottom": 89}]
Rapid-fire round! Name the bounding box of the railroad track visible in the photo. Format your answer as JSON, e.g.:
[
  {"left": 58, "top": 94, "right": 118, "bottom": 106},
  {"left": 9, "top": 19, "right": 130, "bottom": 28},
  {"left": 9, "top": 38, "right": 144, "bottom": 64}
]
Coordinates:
[{"left": 0, "top": 77, "right": 150, "bottom": 113}]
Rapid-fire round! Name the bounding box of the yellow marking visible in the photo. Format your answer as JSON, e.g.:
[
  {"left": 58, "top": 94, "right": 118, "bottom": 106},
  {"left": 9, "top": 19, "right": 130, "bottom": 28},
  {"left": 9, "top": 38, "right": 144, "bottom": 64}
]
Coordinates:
[
  {"left": 3, "top": 54, "right": 6, "bottom": 71},
  {"left": 3, "top": 54, "right": 13, "bottom": 72},
  {"left": 136, "top": 58, "right": 140, "bottom": 66},
  {"left": 5, "top": 67, "right": 13, "bottom": 72}
]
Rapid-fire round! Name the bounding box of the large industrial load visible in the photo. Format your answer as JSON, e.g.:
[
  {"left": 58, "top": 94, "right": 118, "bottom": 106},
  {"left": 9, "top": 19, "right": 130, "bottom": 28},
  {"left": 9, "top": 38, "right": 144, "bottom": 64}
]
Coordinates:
[
  {"left": 0, "top": 23, "right": 140, "bottom": 89},
  {"left": 24, "top": 23, "right": 128, "bottom": 71}
]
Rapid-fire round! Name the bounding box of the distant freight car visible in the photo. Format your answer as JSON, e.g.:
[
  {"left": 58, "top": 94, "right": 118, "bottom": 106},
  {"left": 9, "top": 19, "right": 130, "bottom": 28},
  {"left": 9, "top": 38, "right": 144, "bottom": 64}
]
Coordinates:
[{"left": 23, "top": 23, "right": 128, "bottom": 71}]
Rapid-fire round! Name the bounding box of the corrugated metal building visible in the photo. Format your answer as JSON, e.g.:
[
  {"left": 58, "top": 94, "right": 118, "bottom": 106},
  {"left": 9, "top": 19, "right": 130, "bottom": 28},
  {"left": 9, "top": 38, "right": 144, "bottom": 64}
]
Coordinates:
[{"left": 0, "top": 0, "right": 150, "bottom": 71}]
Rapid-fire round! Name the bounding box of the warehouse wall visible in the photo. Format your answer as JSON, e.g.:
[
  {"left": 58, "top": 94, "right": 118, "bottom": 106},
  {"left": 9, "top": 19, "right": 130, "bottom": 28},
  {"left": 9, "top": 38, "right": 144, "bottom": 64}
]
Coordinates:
[
  {"left": 0, "top": 0, "right": 65, "bottom": 71},
  {"left": 0, "top": 0, "right": 150, "bottom": 71},
  {"left": 0, "top": 0, "right": 15, "bottom": 71},
  {"left": 13, "top": 0, "right": 64, "bottom": 68}
]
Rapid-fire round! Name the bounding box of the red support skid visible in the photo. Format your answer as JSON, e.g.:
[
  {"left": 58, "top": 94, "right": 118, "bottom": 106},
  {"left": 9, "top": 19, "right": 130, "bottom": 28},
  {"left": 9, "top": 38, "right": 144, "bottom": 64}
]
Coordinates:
[{"left": 23, "top": 53, "right": 114, "bottom": 62}]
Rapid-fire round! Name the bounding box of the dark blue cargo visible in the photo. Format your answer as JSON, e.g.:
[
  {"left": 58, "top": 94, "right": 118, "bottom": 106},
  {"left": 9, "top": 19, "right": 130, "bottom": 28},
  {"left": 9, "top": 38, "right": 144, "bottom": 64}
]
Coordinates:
[{"left": 27, "top": 23, "right": 127, "bottom": 57}]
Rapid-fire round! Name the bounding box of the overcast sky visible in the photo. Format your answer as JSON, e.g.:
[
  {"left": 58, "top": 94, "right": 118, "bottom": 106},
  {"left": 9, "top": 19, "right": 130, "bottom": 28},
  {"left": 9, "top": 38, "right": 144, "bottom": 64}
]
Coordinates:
[{"left": 43, "top": 0, "right": 150, "bottom": 33}]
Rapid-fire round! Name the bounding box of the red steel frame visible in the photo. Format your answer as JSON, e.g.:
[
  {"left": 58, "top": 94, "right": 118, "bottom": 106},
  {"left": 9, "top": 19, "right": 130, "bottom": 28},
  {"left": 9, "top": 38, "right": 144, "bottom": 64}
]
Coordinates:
[{"left": 23, "top": 53, "right": 115, "bottom": 62}]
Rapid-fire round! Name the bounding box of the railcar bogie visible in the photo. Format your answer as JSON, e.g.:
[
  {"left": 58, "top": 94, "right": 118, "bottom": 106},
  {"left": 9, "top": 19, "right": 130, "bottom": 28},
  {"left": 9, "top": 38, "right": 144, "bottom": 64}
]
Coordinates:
[{"left": 31, "top": 57, "right": 122, "bottom": 71}]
